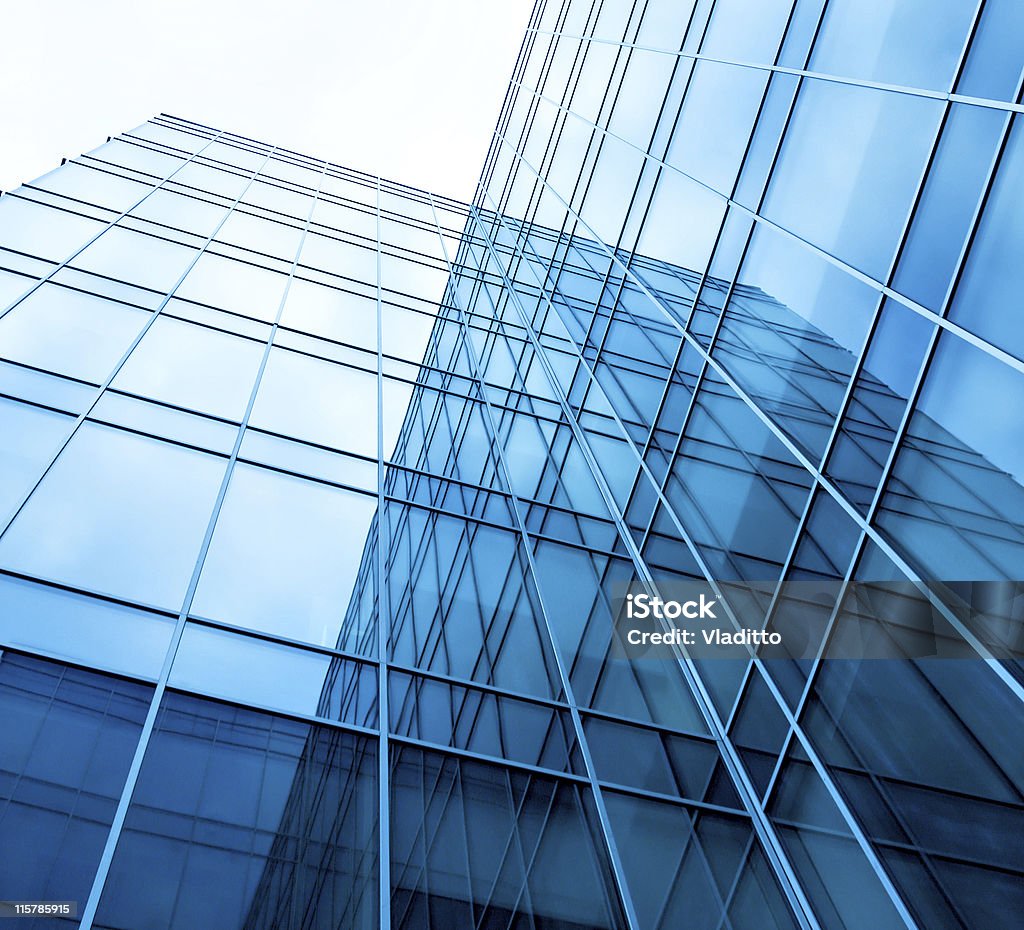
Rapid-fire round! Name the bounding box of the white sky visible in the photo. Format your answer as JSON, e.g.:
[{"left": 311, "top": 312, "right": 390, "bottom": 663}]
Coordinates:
[{"left": 0, "top": 0, "right": 533, "bottom": 202}]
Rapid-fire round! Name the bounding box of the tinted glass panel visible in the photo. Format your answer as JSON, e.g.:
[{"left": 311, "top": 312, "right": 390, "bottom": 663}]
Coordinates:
[
  {"left": 94, "top": 693, "right": 378, "bottom": 930},
  {"left": 0, "top": 653, "right": 152, "bottom": 923}
]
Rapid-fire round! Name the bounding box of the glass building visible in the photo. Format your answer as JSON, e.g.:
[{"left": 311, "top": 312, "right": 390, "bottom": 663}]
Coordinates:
[{"left": 0, "top": 1, "right": 1022, "bottom": 928}]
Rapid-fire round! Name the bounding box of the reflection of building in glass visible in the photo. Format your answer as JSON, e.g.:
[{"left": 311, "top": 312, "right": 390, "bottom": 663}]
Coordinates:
[{"left": 1, "top": 0, "right": 1023, "bottom": 926}]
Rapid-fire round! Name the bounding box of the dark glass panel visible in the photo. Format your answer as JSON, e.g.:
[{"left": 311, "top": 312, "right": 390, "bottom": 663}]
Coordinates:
[
  {"left": 94, "top": 693, "right": 378, "bottom": 930},
  {"left": 386, "top": 503, "right": 563, "bottom": 700},
  {"left": 390, "top": 670, "right": 581, "bottom": 774},
  {"left": 391, "top": 745, "right": 626, "bottom": 930},
  {"left": 876, "top": 333, "right": 1024, "bottom": 582},
  {"left": 604, "top": 790, "right": 799, "bottom": 930},
  {"left": 0, "top": 653, "right": 151, "bottom": 928}
]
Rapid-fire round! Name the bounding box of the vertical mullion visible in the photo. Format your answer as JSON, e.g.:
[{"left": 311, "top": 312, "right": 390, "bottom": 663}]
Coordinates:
[{"left": 375, "top": 176, "right": 392, "bottom": 930}]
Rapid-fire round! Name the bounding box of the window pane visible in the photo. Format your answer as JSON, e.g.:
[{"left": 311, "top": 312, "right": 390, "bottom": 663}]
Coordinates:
[
  {"left": 0, "top": 284, "right": 149, "bottom": 383},
  {"left": 175, "top": 253, "right": 288, "bottom": 322},
  {"left": 170, "top": 624, "right": 376, "bottom": 726},
  {"left": 0, "top": 397, "right": 74, "bottom": 518},
  {"left": 0, "top": 197, "right": 104, "bottom": 261},
  {"left": 956, "top": 0, "right": 1024, "bottom": 101},
  {"left": 894, "top": 103, "right": 1005, "bottom": 312},
  {"left": 0, "top": 268, "right": 31, "bottom": 308},
  {"left": 605, "top": 791, "right": 799, "bottom": 930},
  {"left": 0, "top": 574, "right": 174, "bottom": 679},
  {"left": 298, "top": 233, "right": 377, "bottom": 282},
  {"left": 34, "top": 162, "right": 152, "bottom": 213},
  {"left": 71, "top": 226, "right": 199, "bottom": 293},
  {"left": 94, "top": 693, "right": 378, "bottom": 930},
  {"left": 810, "top": 0, "right": 976, "bottom": 90},
  {"left": 381, "top": 304, "right": 438, "bottom": 363},
  {"left": 390, "top": 746, "right": 627, "bottom": 929},
  {"left": 130, "top": 188, "right": 229, "bottom": 238},
  {"left": 764, "top": 80, "right": 942, "bottom": 278},
  {"left": 0, "top": 653, "right": 152, "bottom": 916},
  {"left": 876, "top": 333, "right": 1024, "bottom": 581},
  {"left": 700, "top": 0, "right": 793, "bottom": 63},
  {"left": 716, "top": 223, "right": 879, "bottom": 459},
  {"left": 192, "top": 464, "right": 377, "bottom": 646},
  {"left": 113, "top": 316, "right": 265, "bottom": 420},
  {"left": 215, "top": 210, "right": 303, "bottom": 261},
  {"left": 635, "top": 167, "right": 726, "bottom": 277},
  {"left": 386, "top": 504, "right": 563, "bottom": 698},
  {"left": 0, "top": 423, "right": 226, "bottom": 609},
  {"left": 666, "top": 61, "right": 769, "bottom": 196},
  {"left": 249, "top": 349, "right": 377, "bottom": 456},
  {"left": 948, "top": 115, "right": 1024, "bottom": 362},
  {"left": 279, "top": 278, "right": 377, "bottom": 349},
  {"left": 379, "top": 254, "right": 448, "bottom": 305}
]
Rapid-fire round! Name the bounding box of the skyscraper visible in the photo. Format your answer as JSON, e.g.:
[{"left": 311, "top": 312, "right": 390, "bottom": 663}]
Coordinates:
[{"left": 0, "top": 1, "right": 1022, "bottom": 929}]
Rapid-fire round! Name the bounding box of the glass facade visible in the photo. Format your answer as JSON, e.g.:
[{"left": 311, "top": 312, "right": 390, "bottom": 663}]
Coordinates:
[{"left": 0, "top": 2, "right": 1021, "bottom": 927}]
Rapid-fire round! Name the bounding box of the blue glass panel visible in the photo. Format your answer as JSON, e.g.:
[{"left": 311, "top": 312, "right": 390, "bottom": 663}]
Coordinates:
[
  {"left": 666, "top": 371, "right": 814, "bottom": 582},
  {"left": 810, "top": 0, "right": 976, "bottom": 90},
  {"left": 113, "top": 315, "right": 265, "bottom": 420},
  {"left": 71, "top": 227, "right": 198, "bottom": 293},
  {"left": 605, "top": 791, "right": 799, "bottom": 930},
  {"left": 192, "top": 464, "right": 377, "bottom": 646},
  {"left": 0, "top": 396, "right": 74, "bottom": 519},
  {"left": 0, "top": 268, "right": 31, "bottom": 308},
  {"left": 90, "top": 392, "right": 238, "bottom": 455},
  {"left": 215, "top": 210, "right": 303, "bottom": 261},
  {"left": 531, "top": 540, "right": 709, "bottom": 730},
  {"left": 381, "top": 304, "right": 439, "bottom": 363},
  {"left": 390, "top": 670, "right": 580, "bottom": 773},
  {"left": 34, "top": 162, "right": 151, "bottom": 213},
  {"left": 299, "top": 233, "right": 376, "bottom": 281},
  {"left": 0, "top": 196, "right": 105, "bottom": 261},
  {"left": 0, "top": 283, "right": 149, "bottom": 383},
  {"left": 717, "top": 223, "right": 880, "bottom": 459},
  {"left": 876, "top": 333, "right": 1024, "bottom": 582},
  {"left": 0, "top": 652, "right": 151, "bottom": 918},
  {"left": 171, "top": 624, "right": 377, "bottom": 726},
  {"left": 0, "top": 423, "right": 226, "bottom": 609},
  {"left": 175, "top": 253, "right": 288, "bottom": 323},
  {"left": 769, "top": 749, "right": 913, "bottom": 929},
  {"left": 131, "top": 188, "right": 229, "bottom": 238},
  {"left": 764, "top": 80, "right": 942, "bottom": 279},
  {"left": 634, "top": 168, "right": 726, "bottom": 277},
  {"left": 956, "top": 0, "right": 1024, "bottom": 101},
  {"left": 895, "top": 103, "right": 1005, "bottom": 312},
  {"left": 386, "top": 503, "right": 563, "bottom": 698},
  {"left": 949, "top": 115, "right": 1024, "bottom": 362},
  {"left": 279, "top": 279, "right": 377, "bottom": 349},
  {"left": 249, "top": 348, "right": 377, "bottom": 456},
  {"left": 0, "top": 574, "right": 174, "bottom": 679},
  {"left": 391, "top": 746, "right": 627, "bottom": 929},
  {"left": 666, "top": 61, "right": 769, "bottom": 196},
  {"left": 806, "top": 568, "right": 1024, "bottom": 926},
  {"left": 826, "top": 299, "right": 934, "bottom": 513},
  {"left": 95, "top": 693, "right": 378, "bottom": 930},
  {"left": 700, "top": 0, "right": 793, "bottom": 63}
]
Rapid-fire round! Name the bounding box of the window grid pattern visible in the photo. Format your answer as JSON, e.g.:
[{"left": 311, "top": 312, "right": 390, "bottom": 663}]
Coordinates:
[
  {"left": 0, "top": 0, "right": 1020, "bottom": 922},
  {"left": 470, "top": 1, "right": 1024, "bottom": 928}
]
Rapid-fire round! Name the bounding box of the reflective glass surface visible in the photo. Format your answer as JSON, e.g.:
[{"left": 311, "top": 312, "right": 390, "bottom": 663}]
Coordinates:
[
  {"left": 0, "top": 15, "right": 1021, "bottom": 923},
  {"left": 0, "top": 653, "right": 152, "bottom": 924}
]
